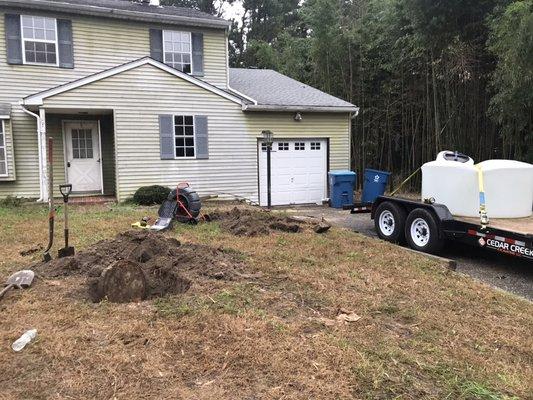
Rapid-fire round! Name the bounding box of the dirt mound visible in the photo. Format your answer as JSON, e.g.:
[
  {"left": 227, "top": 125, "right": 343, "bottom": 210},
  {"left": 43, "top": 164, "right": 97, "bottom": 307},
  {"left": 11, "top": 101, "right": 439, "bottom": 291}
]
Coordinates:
[
  {"left": 34, "top": 230, "right": 246, "bottom": 302},
  {"left": 208, "top": 207, "right": 308, "bottom": 236}
]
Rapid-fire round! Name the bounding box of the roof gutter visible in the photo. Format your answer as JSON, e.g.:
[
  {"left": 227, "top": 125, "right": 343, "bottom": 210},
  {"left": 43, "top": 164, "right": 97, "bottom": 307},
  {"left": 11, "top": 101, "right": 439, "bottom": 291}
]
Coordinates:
[
  {"left": 242, "top": 104, "right": 359, "bottom": 113},
  {"left": 2, "top": 0, "right": 231, "bottom": 29},
  {"left": 21, "top": 105, "right": 47, "bottom": 202}
]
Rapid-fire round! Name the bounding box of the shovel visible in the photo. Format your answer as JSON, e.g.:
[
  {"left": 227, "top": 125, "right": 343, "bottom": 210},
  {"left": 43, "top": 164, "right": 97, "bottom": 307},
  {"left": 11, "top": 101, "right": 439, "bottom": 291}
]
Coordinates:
[
  {"left": 0, "top": 270, "right": 35, "bottom": 301},
  {"left": 58, "top": 184, "right": 75, "bottom": 258}
]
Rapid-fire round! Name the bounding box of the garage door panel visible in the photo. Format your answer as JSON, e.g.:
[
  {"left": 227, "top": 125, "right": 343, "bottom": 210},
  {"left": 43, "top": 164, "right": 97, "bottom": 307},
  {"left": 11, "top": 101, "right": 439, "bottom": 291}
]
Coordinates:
[{"left": 258, "top": 139, "right": 327, "bottom": 206}]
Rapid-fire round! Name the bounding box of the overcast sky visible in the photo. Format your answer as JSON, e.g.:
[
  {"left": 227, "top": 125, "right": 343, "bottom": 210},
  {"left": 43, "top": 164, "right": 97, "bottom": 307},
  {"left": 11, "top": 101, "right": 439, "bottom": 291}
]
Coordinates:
[{"left": 220, "top": 0, "right": 244, "bottom": 21}]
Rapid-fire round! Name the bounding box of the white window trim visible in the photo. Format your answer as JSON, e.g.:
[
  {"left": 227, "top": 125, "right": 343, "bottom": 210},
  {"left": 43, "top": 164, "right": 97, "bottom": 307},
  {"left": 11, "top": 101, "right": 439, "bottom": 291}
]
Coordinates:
[
  {"left": 163, "top": 30, "right": 193, "bottom": 74},
  {"left": 0, "top": 120, "right": 8, "bottom": 177},
  {"left": 20, "top": 15, "right": 59, "bottom": 67},
  {"left": 173, "top": 114, "right": 196, "bottom": 159}
]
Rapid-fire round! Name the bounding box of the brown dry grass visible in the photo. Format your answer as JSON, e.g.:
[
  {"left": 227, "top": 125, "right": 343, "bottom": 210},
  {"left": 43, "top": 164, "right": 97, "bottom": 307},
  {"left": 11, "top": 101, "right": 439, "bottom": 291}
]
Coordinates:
[{"left": 0, "top": 203, "right": 531, "bottom": 399}]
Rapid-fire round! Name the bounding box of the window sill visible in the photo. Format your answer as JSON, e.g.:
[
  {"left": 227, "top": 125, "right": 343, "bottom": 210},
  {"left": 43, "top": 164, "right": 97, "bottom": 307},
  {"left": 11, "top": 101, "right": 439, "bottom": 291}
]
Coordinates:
[{"left": 18, "top": 62, "right": 60, "bottom": 68}]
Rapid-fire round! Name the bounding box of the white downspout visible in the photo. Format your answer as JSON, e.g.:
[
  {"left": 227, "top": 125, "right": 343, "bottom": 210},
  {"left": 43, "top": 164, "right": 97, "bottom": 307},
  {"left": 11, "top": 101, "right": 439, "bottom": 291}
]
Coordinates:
[{"left": 21, "top": 105, "right": 47, "bottom": 202}]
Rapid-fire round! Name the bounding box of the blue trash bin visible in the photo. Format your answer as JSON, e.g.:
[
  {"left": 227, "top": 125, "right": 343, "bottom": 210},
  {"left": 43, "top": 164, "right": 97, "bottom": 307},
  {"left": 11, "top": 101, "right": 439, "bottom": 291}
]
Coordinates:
[
  {"left": 328, "top": 170, "right": 356, "bottom": 208},
  {"left": 361, "top": 169, "right": 391, "bottom": 203}
]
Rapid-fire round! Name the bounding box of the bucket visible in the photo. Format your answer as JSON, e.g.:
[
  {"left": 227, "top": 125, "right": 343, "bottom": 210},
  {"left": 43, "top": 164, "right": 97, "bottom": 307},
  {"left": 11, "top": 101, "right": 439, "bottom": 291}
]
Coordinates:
[{"left": 361, "top": 169, "right": 391, "bottom": 203}]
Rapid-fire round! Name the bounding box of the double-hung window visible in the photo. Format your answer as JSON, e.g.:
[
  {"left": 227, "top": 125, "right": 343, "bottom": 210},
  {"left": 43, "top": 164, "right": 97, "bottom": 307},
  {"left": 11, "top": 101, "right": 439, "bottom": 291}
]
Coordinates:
[
  {"left": 21, "top": 15, "right": 58, "bottom": 65},
  {"left": 163, "top": 30, "right": 192, "bottom": 73},
  {"left": 0, "top": 121, "right": 7, "bottom": 176},
  {"left": 174, "top": 116, "right": 195, "bottom": 158}
]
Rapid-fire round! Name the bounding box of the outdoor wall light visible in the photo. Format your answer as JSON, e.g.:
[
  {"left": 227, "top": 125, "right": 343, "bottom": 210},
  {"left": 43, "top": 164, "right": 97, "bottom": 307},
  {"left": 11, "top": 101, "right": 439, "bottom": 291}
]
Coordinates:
[
  {"left": 294, "top": 112, "right": 302, "bottom": 121},
  {"left": 261, "top": 130, "right": 274, "bottom": 209},
  {"left": 261, "top": 129, "right": 274, "bottom": 146}
]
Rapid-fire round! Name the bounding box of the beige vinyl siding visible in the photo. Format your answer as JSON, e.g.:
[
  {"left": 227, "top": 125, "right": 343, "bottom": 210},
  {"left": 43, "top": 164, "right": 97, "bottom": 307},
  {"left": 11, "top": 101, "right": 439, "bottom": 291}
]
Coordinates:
[
  {"left": 41, "top": 64, "right": 350, "bottom": 201},
  {"left": 244, "top": 113, "right": 351, "bottom": 171},
  {"left": 0, "top": 9, "right": 228, "bottom": 197},
  {"left": 0, "top": 118, "right": 16, "bottom": 180}
]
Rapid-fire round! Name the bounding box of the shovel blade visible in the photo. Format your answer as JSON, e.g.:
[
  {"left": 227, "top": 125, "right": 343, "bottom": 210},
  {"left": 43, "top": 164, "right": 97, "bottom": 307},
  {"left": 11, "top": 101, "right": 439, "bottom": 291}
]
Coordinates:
[
  {"left": 6, "top": 270, "right": 35, "bottom": 288},
  {"left": 58, "top": 246, "right": 75, "bottom": 258}
]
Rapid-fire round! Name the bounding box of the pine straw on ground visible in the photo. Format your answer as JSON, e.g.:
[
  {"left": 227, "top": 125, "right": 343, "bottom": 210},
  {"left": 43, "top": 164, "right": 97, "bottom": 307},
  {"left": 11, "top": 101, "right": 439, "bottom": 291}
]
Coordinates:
[{"left": 0, "top": 203, "right": 531, "bottom": 399}]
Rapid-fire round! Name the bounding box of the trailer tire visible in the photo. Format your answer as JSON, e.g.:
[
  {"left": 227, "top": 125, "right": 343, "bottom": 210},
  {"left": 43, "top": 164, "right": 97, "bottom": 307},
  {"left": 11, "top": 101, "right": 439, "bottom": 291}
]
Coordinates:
[
  {"left": 374, "top": 201, "right": 407, "bottom": 243},
  {"left": 168, "top": 187, "right": 202, "bottom": 220},
  {"left": 405, "top": 208, "right": 443, "bottom": 254}
]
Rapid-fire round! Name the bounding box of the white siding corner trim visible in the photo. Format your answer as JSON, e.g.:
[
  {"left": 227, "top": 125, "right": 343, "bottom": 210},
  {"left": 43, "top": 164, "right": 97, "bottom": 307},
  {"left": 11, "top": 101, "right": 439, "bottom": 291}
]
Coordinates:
[{"left": 22, "top": 57, "right": 245, "bottom": 106}]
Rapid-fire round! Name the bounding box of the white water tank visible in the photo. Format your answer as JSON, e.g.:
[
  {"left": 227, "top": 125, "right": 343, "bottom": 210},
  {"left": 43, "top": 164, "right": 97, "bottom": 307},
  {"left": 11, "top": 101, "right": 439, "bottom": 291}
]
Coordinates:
[
  {"left": 422, "top": 151, "right": 533, "bottom": 218},
  {"left": 421, "top": 151, "right": 479, "bottom": 217},
  {"left": 478, "top": 160, "right": 533, "bottom": 218}
]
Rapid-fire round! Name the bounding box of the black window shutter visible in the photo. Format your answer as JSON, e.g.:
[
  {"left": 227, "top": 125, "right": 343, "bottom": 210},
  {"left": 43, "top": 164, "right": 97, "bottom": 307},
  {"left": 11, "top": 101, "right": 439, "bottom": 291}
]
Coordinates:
[
  {"left": 191, "top": 32, "right": 204, "bottom": 76},
  {"left": 57, "top": 19, "right": 74, "bottom": 69},
  {"left": 150, "top": 29, "right": 163, "bottom": 62},
  {"left": 5, "top": 14, "right": 22, "bottom": 65},
  {"left": 159, "top": 115, "right": 175, "bottom": 159},
  {"left": 194, "top": 116, "right": 208, "bottom": 159}
]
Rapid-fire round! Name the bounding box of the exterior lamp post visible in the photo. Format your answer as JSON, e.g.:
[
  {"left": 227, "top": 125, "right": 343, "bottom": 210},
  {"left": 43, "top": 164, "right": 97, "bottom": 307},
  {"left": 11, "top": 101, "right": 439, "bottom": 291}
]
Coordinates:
[{"left": 262, "top": 130, "right": 274, "bottom": 209}]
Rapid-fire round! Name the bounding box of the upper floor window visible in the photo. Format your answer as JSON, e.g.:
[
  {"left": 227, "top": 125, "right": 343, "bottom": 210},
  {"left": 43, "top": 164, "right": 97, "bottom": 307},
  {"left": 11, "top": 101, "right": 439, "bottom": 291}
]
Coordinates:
[
  {"left": 21, "top": 15, "right": 58, "bottom": 65},
  {"left": 163, "top": 30, "right": 191, "bottom": 73}
]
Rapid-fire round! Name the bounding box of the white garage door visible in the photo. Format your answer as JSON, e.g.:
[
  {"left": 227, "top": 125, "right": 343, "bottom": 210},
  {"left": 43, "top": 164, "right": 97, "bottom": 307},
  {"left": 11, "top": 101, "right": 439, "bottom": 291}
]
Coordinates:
[{"left": 258, "top": 139, "right": 327, "bottom": 206}]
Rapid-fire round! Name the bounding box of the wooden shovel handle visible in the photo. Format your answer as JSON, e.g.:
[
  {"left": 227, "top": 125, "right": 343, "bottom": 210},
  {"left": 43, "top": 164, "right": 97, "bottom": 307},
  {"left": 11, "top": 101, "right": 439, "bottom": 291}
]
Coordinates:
[{"left": 0, "top": 284, "right": 14, "bottom": 301}]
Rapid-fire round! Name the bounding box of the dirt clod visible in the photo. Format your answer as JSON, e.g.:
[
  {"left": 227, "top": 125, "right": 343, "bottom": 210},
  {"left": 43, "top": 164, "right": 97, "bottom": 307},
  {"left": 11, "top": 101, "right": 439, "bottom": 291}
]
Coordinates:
[
  {"left": 314, "top": 221, "right": 331, "bottom": 234},
  {"left": 33, "top": 230, "right": 246, "bottom": 302},
  {"left": 20, "top": 245, "right": 43, "bottom": 256},
  {"left": 209, "top": 207, "right": 320, "bottom": 236}
]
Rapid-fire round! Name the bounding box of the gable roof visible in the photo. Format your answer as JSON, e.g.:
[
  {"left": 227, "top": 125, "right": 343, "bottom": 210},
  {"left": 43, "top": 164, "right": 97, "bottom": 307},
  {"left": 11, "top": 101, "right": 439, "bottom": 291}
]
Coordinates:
[
  {"left": 23, "top": 57, "right": 244, "bottom": 106},
  {"left": 229, "top": 68, "right": 358, "bottom": 113},
  {"left": 2, "top": 0, "right": 229, "bottom": 29}
]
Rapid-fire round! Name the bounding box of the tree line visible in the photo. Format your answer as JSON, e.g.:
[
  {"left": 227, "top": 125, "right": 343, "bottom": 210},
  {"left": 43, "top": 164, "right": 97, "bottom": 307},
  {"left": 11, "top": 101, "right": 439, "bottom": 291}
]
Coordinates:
[{"left": 163, "top": 0, "right": 533, "bottom": 188}]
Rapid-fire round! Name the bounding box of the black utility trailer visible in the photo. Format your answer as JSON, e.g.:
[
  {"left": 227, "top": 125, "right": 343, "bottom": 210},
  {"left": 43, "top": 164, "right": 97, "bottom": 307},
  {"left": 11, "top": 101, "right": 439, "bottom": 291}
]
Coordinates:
[{"left": 369, "top": 196, "right": 533, "bottom": 261}]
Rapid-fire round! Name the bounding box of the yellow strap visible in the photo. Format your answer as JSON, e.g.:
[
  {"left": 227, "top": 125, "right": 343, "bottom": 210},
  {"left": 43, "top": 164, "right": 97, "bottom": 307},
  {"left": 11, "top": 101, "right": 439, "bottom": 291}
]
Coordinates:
[
  {"left": 475, "top": 165, "right": 489, "bottom": 229},
  {"left": 390, "top": 167, "right": 421, "bottom": 197}
]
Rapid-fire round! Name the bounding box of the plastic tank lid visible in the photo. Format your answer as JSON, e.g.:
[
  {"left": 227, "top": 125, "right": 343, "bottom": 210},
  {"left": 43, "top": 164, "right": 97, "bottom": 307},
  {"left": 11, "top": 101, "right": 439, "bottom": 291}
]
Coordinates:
[
  {"left": 329, "top": 170, "right": 356, "bottom": 175},
  {"left": 476, "top": 159, "right": 533, "bottom": 170}
]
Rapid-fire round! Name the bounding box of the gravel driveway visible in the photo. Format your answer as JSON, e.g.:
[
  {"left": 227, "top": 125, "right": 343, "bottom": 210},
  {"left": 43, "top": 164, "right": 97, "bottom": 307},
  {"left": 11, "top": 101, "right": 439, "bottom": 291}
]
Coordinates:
[{"left": 287, "top": 206, "right": 533, "bottom": 301}]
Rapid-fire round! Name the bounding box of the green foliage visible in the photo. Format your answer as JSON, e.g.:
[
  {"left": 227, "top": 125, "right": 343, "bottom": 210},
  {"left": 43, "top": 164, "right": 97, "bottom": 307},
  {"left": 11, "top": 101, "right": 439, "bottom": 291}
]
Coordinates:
[
  {"left": 488, "top": 0, "right": 533, "bottom": 162},
  {"left": 160, "top": 0, "right": 234, "bottom": 16},
  {"left": 0, "top": 196, "right": 24, "bottom": 207},
  {"left": 242, "top": 40, "right": 279, "bottom": 69},
  {"left": 132, "top": 185, "right": 171, "bottom": 205}
]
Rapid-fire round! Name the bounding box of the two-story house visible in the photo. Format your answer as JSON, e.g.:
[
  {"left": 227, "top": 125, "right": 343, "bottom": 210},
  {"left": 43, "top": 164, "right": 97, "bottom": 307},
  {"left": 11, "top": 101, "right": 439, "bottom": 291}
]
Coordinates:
[{"left": 0, "top": 0, "right": 357, "bottom": 206}]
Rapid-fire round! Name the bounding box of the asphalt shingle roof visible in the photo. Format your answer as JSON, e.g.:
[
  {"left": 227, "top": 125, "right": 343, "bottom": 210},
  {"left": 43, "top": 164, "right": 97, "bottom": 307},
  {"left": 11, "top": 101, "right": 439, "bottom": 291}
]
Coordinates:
[
  {"left": 229, "top": 68, "right": 356, "bottom": 110},
  {"left": 4, "top": 0, "right": 229, "bottom": 27}
]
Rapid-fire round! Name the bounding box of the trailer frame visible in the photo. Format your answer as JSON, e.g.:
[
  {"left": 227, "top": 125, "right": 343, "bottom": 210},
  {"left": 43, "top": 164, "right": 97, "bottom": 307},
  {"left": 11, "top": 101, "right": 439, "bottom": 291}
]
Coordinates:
[{"left": 370, "top": 196, "right": 533, "bottom": 261}]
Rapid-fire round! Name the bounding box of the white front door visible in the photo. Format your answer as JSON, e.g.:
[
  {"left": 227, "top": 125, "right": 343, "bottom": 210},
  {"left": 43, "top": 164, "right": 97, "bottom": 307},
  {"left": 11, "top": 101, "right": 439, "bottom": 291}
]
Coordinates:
[
  {"left": 64, "top": 121, "right": 102, "bottom": 193},
  {"left": 258, "top": 139, "right": 328, "bottom": 206}
]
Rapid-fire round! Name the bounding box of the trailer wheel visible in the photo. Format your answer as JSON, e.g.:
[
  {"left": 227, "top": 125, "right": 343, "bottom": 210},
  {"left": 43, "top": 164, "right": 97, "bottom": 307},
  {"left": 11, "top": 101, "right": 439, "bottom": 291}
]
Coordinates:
[
  {"left": 405, "top": 208, "right": 443, "bottom": 254},
  {"left": 168, "top": 187, "right": 201, "bottom": 220},
  {"left": 374, "top": 202, "right": 407, "bottom": 243}
]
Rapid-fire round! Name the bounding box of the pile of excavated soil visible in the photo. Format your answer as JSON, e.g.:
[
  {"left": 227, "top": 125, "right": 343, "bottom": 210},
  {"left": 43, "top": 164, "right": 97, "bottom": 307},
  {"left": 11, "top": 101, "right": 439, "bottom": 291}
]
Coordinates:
[
  {"left": 33, "top": 230, "right": 246, "bottom": 302},
  {"left": 208, "top": 207, "right": 328, "bottom": 236}
]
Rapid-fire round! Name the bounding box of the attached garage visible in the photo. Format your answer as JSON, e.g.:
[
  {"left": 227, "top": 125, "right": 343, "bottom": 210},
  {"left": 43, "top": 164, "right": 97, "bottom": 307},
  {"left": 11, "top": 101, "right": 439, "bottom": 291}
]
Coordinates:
[{"left": 258, "top": 139, "right": 328, "bottom": 206}]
